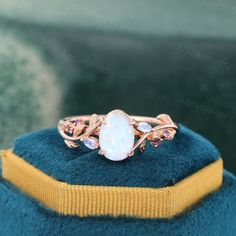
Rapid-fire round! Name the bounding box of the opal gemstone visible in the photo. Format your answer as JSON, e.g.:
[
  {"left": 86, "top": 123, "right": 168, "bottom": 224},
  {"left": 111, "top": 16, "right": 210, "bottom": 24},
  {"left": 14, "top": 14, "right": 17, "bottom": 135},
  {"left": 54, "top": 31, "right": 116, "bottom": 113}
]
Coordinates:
[{"left": 99, "top": 110, "right": 134, "bottom": 161}]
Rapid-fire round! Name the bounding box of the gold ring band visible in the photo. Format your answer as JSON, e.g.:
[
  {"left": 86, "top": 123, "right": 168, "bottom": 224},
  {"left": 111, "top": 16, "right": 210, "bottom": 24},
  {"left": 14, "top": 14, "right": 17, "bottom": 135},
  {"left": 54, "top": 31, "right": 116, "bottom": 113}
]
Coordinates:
[{"left": 58, "top": 109, "right": 178, "bottom": 161}]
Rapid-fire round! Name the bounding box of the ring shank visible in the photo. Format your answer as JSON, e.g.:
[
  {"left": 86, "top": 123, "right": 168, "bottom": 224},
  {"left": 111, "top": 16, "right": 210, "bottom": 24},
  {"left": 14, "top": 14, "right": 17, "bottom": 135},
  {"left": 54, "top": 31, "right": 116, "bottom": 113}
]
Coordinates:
[
  {"left": 58, "top": 114, "right": 179, "bottom": 145},
  {"left": 61, "top": 115, "right": 173, "bottom": 126}
]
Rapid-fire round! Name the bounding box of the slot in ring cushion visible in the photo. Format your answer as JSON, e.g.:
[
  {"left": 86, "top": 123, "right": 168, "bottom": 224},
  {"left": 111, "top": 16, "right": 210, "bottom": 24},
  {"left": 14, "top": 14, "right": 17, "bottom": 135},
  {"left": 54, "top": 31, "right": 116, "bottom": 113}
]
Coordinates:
[{"left": 0, "top": 125, "right": 236, "bottom": 236}]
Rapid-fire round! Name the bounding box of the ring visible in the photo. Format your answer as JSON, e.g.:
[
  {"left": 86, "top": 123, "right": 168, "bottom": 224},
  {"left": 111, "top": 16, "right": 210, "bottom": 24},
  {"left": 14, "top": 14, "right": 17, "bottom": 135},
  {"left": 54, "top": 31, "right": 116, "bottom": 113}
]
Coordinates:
[{"left": 58, "top": 109, "right": 179, "bottom": 161}]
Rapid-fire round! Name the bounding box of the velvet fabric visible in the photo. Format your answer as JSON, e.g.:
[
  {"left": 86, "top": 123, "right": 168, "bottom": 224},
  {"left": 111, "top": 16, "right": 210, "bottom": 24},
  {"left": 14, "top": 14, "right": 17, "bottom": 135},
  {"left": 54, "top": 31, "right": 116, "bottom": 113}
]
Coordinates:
[
  {"left": 0, "top": 171, "right": 235, "bottom": 236},
  {"left": 13, "top": 125, "right": 219, "bottom": 187},
  {"left": 0, "top": 125, "right": 235, "bottom": 235}
]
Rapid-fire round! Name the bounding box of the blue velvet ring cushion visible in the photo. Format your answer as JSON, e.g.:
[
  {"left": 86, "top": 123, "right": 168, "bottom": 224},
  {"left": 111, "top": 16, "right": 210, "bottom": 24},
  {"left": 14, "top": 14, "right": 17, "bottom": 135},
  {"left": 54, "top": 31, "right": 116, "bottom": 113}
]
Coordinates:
[
  {"left": 0, "top": 125, "right": 236, "bottom": 236},
  {"left": 12, "top": 125, "right": 219, "bottom": 187}
]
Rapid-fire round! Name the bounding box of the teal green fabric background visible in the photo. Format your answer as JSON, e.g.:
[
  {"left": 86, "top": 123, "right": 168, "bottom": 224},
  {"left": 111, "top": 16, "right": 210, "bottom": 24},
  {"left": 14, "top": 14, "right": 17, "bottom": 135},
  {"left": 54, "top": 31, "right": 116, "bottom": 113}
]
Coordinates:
[
  {"left": 13, "top": 125, "right": 219, "bottom": 187},
  {"left": 0, "top": 2, "right": 235, "bottom": 173},
  {"left": 0, "top": 126, "right": 236, "bottom": 235},
  {"left": 0, "top": 172, "right": 235, "bottom": 236}
]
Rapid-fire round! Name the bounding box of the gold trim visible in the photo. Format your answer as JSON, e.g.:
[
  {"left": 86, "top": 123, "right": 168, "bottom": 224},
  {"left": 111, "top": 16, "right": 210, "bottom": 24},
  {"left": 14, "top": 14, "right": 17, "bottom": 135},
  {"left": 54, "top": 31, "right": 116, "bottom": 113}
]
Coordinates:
[{"left": 1, "top": 150, "right": 223, "bottom": 219}]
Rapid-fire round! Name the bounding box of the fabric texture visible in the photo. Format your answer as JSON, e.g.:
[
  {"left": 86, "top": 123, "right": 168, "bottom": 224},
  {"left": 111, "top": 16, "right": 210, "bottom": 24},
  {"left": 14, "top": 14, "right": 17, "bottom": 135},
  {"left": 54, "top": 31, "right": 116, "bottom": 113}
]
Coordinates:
[
  {"left": 0, "top": 172, "right": 235, "bottom": 236},
  {"left": 0, "top": 125, "right": 235, "bottom": 235},
  {"left": 1, "top": 150, "right": 223, "bottom": 219},
  {"left": 13, "top": 125, "right": 219, "bottom": 187}
]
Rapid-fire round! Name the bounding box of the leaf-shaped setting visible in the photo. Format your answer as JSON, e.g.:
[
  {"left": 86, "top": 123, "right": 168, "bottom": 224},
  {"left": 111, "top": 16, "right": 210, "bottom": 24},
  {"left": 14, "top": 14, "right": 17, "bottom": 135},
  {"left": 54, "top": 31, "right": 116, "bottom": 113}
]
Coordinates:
[
  {"left": 150, "top": 139, "right": 162, "bottom": 147},
  {"left": 161, "top": 128, "right": 176, "bottom": 140},
  {"left": 139, "top": 140, "right": 146, "bottom": 152},
  {"left": 73, "top": 124, "right": 86, "bottom": 137},
  {"left": 93, "top": 127, "right": 100, "bottom": 136},
  {"left": 89, "top": 114, "right": 99, "bottom": 126},
  {"left": 148, "top": 130, "right": 162, "bottom": 141},
  {"left": 71, "top": 119, "right": 82, "bottom": 126},
  {"left": 132, "top": 133, "right": 150, "bottom": 152},
  {"left": 156, "top": 114, "right": 173, "bottom": 125},
  {"left": 64, "top": 123, "right": 74, "bottom": 136},
  {"left": 82, "top": 118, "right": 102, "bottom": 140},
  {"left": 64, "top": 139, "right": 80, "bottom": 148},
  {"left": 63, "top": 119, "right": 84, "bottom": 137}
]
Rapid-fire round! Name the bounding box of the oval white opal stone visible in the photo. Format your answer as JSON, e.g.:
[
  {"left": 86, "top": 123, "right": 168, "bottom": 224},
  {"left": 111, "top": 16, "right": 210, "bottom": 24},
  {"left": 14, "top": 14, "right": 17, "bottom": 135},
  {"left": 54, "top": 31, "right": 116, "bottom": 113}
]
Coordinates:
[{"left": 99, "top": 110, "right": 134, "bottom": 161}]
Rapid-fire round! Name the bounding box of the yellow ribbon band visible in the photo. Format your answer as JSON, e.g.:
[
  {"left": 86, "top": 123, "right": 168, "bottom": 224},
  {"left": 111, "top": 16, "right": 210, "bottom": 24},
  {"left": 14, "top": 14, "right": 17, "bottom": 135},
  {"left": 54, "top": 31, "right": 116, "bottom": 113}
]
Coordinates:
[{"left": 1, "top": 150, "right": 223, "bottom": 219}]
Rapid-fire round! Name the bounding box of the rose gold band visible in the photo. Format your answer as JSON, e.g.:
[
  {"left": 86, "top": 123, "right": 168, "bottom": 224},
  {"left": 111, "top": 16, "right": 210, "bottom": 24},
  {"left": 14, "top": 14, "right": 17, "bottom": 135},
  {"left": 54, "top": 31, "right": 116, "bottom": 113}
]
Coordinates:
[
  {"left": 58, "top": 115, "right": 178, "bottom": 140},
  {"left": 61, "top": 115, "right": 173, "bottom": 125},
  {"left": 58, "top": 109, "right": 179, "bottom": 161}
]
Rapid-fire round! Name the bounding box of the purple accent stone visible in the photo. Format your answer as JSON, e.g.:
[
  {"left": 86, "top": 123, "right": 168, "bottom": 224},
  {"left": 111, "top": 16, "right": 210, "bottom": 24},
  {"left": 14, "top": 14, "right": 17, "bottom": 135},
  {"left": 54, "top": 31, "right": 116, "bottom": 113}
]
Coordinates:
[
  {"left": 151, "top": 140, "right": 162, "bottom": 148},
  {"left": 73, "top": 119, "right": 81, "bottom": 126},
  {"left": 65, "top": 126, "right": 74, "bottom": 134},
  {"left": 163, "top": 129, "right": 170, "bottom": 138}
]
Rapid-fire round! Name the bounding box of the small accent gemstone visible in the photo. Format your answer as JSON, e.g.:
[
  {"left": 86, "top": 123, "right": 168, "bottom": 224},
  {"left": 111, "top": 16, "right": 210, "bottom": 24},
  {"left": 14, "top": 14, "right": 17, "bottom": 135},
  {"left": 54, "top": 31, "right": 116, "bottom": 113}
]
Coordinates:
[
  {"left": 65, "top": 126, "right": 74, "bottom": 134},
  {"left": 73, "top": 119, "right": 81, "bottom": 126},
  {"left": 152, "top": 131, "right": 160, "bottom": 139},
  {"left": 150, "top": 140, "right": 162, "bottom": 147},
  {"left": 162, "top": 129, "right": 171, "bottom": 138},
  {"left": 137, "top": 122, "right": 152, "bottom": 133},
  {"left": 83, "top": 137, "right": 99, "bottom": 149}
]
